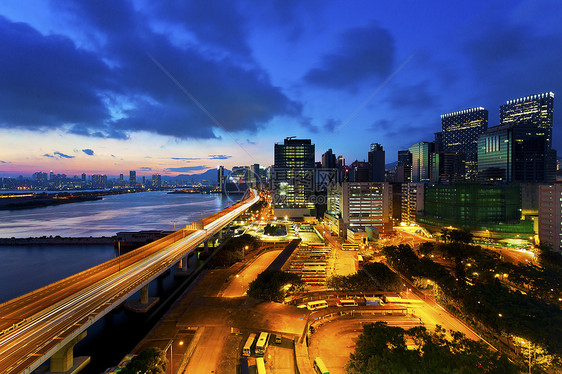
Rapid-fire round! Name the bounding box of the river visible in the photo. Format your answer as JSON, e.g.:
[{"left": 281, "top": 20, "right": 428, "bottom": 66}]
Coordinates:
[{"left": 0, "top": 191, "right": 233, "bottom": 373}]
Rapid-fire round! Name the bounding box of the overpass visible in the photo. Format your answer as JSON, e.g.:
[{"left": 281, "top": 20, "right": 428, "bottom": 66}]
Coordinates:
[{"left": 0, "top": 189, "right": 260, "bottom": 374}]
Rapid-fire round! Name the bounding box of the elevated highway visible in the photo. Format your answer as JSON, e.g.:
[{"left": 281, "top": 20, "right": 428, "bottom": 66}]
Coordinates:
[{"left": 0, "top": 189, "right": 260, "bottom": 373}]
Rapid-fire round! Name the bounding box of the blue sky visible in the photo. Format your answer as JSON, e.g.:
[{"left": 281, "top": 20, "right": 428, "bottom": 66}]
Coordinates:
[{"left": 1, "top": 0, "right": 561, "bottom": 177}]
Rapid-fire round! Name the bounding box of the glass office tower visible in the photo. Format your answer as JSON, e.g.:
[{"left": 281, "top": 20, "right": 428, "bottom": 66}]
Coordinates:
[
  {"left": 441, "top": 107, "right": 488, "bottom": 181},
  {"left": 500, "top": 92, "right": 554, "bottom": 149}
]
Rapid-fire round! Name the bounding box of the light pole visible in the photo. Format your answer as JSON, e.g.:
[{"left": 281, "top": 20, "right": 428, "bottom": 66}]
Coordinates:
[
  {"left": 165, "top": 338, "right": 184, "bottom": 374},
  {"left": 244, "top": 246, "right": 248, "bottom": 260},
  {"left": 236, "top": 274, "right": 245, "bottom": 293}
]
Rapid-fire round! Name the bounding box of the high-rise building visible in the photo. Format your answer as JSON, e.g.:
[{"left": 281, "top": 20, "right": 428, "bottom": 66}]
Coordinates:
[
  {"left": 249, "top": 164, "right": 260, "bottom": 187},
  {"left": 401, "top": 183, "right": 424, "bottom": 224},
  {"left": 478, "top": 124, "right": 556, "bottom": 183},
  {"left": 433, "top": 132, "right": 443, "bottom": 153},
  {"left": 349, "top": 160, "right": 370, "bottom": 182},
  {"left": 129, "top": 171, "right": 136, "bottom": 186},
  {"left": 430, "top": 152, "right": 462, "bottom": 183},
  {"left": 500, "top": 92, "right": 554, "bottom": 149},
  {"left": 341, "top": 182, "right": 392, "bottom": 234},
  {"left": 152, "top": 174, "right": 162, "bottom": 188},
  {"left": 119, "top": 174, "right": 124, "bottom": 186},
  {"left": 217, "top": 166, "right": 225, "bottom": 191},
  {"left": 396, "top": 150, "right": 412, "bottom": 183},
  {"left": 272, "top": 137, "right": 315, "bottom": 214},
  {"left": 409, "top": 142, "right": 433, "bottom": 182},
  {"left": 441, "top": 107, "right": 488, "bottom": 181},
  {"left": 368, "top": 143, "right": 385, "bottom": 182},
  {"left": 539, "top": 183, "right": 562, "bottom": 252},
  {"left": 321, "top": 149, "right": 337, "bottom": 168}
]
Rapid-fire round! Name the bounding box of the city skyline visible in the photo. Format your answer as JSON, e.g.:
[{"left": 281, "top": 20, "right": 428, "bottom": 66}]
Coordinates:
[{"left": 1, "top": 1, "right": 562, "bottom": 177}]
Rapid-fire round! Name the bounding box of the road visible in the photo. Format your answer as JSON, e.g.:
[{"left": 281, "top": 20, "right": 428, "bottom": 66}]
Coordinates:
[
  {"left": 0, "top": 190, "right": 260, "bottom": 374},
  {"left": 222, "top": 250, "right": 282, "bottom": 297}
]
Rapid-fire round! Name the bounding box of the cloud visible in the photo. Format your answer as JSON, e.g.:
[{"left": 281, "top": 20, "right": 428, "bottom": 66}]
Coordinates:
[
  {"left": 171, "top": 157, "right": 201, "bottom": 161},
  {"left": 384, "top": 81, "right": 437, "bottom": 110},
  {"left": 166, "top": 166, "right": 209, "bottom": 172},
  {"left": 0, "top": 3, "right": 302, "bottom": 140},
  {"left": 0, "top": 160, "right": 9, "bottom": 163},
  {"left": 43, "top": 154, "right": 55, "bottom": 159},
  {"left": 246, "top": 139, "right": 256, "bottom": 145},
  {"left": 299, "top": 117, "right": 319, "bottom": 133},
  {"left": 303, "top": 22, "right": 395, "bottom": 91},
  {"left": 54, "top": 152, "right": 74, "bottom": 159},
  {"left": 208, "top": 154, "right": 231, "bottom": 160},
  {"left": 82, "top": 149, "right": 94, "bottom": 156},
  {"left": 324, "top": 118, "right": 338, "bottom": 132},
  {"left": 139, "top": 167, "right": 153, "bottom": 171}
]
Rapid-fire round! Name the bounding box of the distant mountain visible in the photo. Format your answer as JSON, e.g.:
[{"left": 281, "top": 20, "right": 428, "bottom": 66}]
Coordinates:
[
  {"left": 163, "top": 168, "right": 230, "bottom": 185},
  {"left": 385, "top": 161, "right": 398, "bottom": 170}
]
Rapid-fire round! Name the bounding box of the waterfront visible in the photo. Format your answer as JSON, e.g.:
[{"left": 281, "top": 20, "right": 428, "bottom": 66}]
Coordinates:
[
  {"left": 0, "top": 190, "right": 231, "bottom": 238},
  {"left": 0, "top": 191, "right": 233, "bottom": 373}
]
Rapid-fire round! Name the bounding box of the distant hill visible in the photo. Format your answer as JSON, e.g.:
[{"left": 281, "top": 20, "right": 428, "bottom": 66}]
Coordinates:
[
  {"left": 163, "top": 168, "right": 230, "bottom": 185},
  {"left": 385, "top": 161, "right": 398, "bottom": 170}
]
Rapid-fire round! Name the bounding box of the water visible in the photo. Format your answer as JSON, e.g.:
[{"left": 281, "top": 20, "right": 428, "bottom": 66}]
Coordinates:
[
  {"left": 0, "top": 191, "right": 233, "bottom": 373},
  {"left": 0, "top": 190, "right": 230, "bottom": 237}
]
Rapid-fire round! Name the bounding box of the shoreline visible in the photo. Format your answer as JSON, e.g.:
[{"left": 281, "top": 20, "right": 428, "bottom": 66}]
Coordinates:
[{"left": 0, "top": 236, "right": 116, "bottom": 246}]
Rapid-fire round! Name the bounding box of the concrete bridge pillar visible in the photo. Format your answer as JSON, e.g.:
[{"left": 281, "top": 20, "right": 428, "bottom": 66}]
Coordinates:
[
  {"left": 182, "top": 255, "right": 189, "bottom": 271},
  {"left": 49, "top": 331, "right": 89, "bottom": 373},
  {"left": 204, "top": 240, "right": 209, "bottom": 251},
  {"left": 140, "top": 284, "right": 149, "bottom": 304}
]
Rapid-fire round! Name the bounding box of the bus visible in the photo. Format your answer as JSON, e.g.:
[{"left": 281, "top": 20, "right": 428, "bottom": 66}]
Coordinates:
[
  {"left": 256, "top": 357, "right": 267, "bottom": 374},
  {"left": 357, "top": 255, "right": 364, "bottom": 267},
  {"left": 314, "top": 357, "right": 329, "bottom": 374},
  {"left": 336, "top": 299, "right": 358, "bottom": 307},
  {"left": 307, "top": 300, "right": 329, "bottom": 310},
  {"left": 301, "top": 266, "right": 326, "bottom": 274},
  {"left": 255, "top": 332, "right": 269, "bottom": 356},
  {"left": 242, "top": 333, "right": 256, "bottom": 356},
  {"left": 240, "top": 358, "right": 250, "bottom": 374}
]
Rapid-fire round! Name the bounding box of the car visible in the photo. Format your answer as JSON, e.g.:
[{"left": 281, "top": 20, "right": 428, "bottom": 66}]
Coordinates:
[{"left": 274, "top": 334, "right": 282, "bottom": 344}]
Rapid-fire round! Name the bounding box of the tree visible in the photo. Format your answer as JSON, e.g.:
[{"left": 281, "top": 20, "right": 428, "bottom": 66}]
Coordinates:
[
  {"left": 346, "top": 323, "right": 520, "bottom": 374},
  {"left": 120, "top": 348, "right": 167, "bottom": 374},
  {"left": 247, "top": 270, "right": 304, "bottom": 302}
]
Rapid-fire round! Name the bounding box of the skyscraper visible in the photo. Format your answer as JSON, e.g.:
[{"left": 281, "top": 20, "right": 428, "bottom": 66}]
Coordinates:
[
  {"left": 500, "top": 92, "right": 554, "bottom": 149},
  {"left": 441, "top": 107, "right": 488, "bottom": 181},
  {"left": 129, "top": 170, "right": 136, "bottom": 186},
  {"left": 396, "top": 150, "right": 412, "bottom": 183},
  {"left": 409, "top": 142, "right": 433, "bottom": 182},
  {"left": 272, "top": 137, "right": 315, "bottom": 215},
  {"left": 321, "top": 149, "right": 336, "bottom": 168},
  {"left": 539, "top": 183, "right": 562, "bottom": 253},
  {"left": 152, "top": 174, "right": 162, "bottom": 188},
  {"left": 368, "top": 143, "right": 385, "bottom": 182},
  {"left": 478, "top": 123, "right": 556, "bottom": 183}
]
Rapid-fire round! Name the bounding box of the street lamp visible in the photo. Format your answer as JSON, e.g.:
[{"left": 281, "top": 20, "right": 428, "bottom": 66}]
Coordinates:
[
  {"left": 165, "top": 338, "right": 184, "bottom": 374},
  {"left": 244, "top": 245, "right": 248, "bottom": 260},
  {"left": 236, "top": 274, "right": 245, "bottom": 293}
]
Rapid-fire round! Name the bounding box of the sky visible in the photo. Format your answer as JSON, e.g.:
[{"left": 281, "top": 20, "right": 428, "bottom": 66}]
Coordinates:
[{"left": 1, "top": 0, "right": 561, "bottom": 178}]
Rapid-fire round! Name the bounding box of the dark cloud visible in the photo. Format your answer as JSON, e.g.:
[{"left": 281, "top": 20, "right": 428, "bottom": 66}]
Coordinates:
[
  {"left": 166, "top": 166, "right": 209, "bottom": 172},
  {"left": 149, "top": 2, "right": 251, "bottom": 56},
  {"left": 0, "top": 16, "right": 113, "bottom": 133},
  {"left": 299, "top": 117, "right": 319, "bottom": 133},
  {"left": 462, "top": 19, "right": 562, "bottom": 151},
  {"left": 82, "top": 149, "right": 94, "bottom": 156},
  {"left": 208, "top": 155, "right": 231, "bottom": 160},
  {"left": 54, "top": 152, "right": 74, "bottom": 159},
  {"left": 139, "top": 167, "right": 152, "bottom": 171},
  {"left": 324, "top": 118, "right": 338, "bottom": 132},
  {"left": 246, "top": 139, "right": 256, "bottom": 145},
  {"left": 304, "top": 22, "right": 395, "bottom": 91},
  {"left": 43, "top": 152, "right": 75, "bottom": 159},
  {"left": 171, "top": 157, "right": 201, "bottom": 161},
  {"left": 384, "top": 81, "right": 437, "bottom": 110},
  {"left": 1, "top": 160, "right": 9, "bottom": 163},
  {"left": 0, "top": 1, "right": 302, "bottom": 140}
]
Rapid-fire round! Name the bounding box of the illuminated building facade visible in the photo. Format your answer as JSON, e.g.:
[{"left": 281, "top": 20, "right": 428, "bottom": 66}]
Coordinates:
[
  {"left": 478, "top": 124, "right": 556, "bottom": 183},
  {"left": 272, "top": 137, "right": 315, "bottom": 212},
  {"left": 409, "top": 142, "right": 433, "bottom": 182},
  {"left": 441, "top": 107, "right": 488, "bottom": 181},
  {"left": 539, "top": 183, "right": 562, "bottom": 253},
  {"left": 500, "top": 92, "right": 554, "bottom": 149}
]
